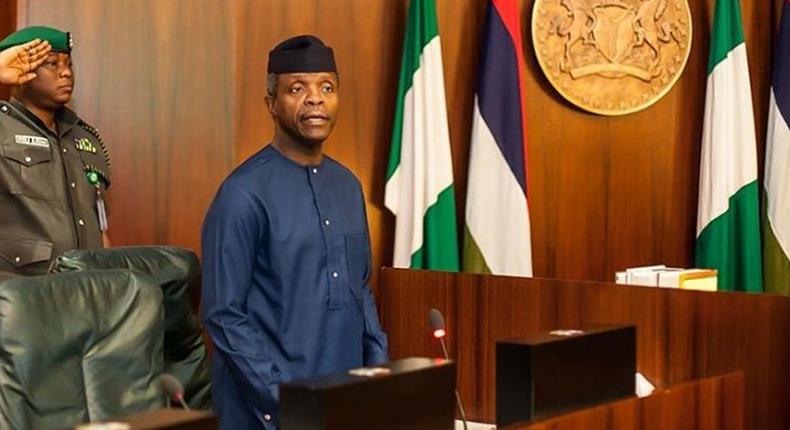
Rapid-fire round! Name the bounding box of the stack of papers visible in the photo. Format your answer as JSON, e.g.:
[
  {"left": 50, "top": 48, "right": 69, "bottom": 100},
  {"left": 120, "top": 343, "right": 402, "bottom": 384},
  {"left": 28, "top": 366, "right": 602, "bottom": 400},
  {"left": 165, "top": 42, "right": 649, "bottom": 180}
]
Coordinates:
[{"left": 616, "top": 265, "right": 717, "bottom": 291}]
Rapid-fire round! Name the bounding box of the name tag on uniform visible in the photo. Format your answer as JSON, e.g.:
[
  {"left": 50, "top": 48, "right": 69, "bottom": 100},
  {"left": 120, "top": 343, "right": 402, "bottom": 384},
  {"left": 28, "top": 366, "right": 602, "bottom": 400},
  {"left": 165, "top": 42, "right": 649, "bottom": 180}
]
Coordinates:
[{"left": 15, "top": 135, "right": 49, "bottom": 148}]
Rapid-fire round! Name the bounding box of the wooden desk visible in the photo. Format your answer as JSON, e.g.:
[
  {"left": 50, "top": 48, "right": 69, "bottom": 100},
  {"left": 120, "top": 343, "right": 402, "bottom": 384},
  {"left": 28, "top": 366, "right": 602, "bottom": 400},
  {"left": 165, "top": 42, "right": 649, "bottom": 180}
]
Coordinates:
[
  {"left": 380, "top": 268, "right": 790, "bottom": 430},
  {"left": 504, "top": 372, "right": 743, "bottom": 430},
  {"left": 100, "top": 409, "right": 216, "bottom": 430}
]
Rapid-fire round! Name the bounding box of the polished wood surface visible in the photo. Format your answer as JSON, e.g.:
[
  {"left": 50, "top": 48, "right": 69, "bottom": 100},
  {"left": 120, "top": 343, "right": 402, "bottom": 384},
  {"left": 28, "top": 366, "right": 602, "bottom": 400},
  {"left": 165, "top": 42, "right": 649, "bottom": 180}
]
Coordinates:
[
  {"left": 14, "top": 0, "right": 782, "bottom": 288},
  {"left": 380, "top": 268, "right": 790, "bottom": 430},
  {"left": 504, "top": 372, "right": 744, "bottom": 430},
  {"left": 113, "top": 409, "right": 217, "bottom": 430}
]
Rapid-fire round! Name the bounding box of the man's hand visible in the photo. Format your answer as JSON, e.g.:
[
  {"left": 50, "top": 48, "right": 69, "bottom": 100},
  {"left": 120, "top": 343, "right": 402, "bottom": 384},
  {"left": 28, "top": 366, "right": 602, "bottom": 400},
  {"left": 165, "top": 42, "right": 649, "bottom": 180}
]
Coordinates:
[{"left": 0, "top": 39, "right": 52, "bottom": 85}]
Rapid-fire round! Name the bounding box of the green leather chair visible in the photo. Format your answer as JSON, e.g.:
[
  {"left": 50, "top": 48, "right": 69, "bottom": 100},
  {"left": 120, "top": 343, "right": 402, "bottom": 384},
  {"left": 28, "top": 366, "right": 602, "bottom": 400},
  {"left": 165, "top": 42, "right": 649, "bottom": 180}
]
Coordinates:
[
  {"left": 0, "top": 269, "right": 165, "bottom": 430},
  {"left": 51, "top": 246, "right": 212, "bottom": 410}
]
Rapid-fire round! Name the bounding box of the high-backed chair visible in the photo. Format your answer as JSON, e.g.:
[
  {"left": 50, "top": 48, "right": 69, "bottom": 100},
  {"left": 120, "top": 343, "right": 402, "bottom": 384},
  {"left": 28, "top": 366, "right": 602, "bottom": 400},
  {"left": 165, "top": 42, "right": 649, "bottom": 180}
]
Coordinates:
[
  {"left": 0, "top": 270, "right": 165, "bottom": 430},
  {"left": 51, "top": 246, "right": 212, "bottom": 410}
]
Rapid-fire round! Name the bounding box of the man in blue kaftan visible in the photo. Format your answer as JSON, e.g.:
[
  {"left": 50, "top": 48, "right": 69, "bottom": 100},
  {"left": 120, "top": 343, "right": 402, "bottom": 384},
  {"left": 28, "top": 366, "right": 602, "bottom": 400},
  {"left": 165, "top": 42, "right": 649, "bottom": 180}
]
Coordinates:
[{"left": 201, "top": 35, "right": 388, "bottom": 430}]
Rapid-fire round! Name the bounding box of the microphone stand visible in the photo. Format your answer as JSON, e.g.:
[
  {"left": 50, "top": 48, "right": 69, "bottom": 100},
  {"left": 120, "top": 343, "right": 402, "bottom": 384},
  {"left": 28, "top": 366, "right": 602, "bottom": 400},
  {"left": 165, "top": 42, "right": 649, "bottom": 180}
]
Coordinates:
[
  {"left": 439, "top": 336, "right": 468, "bottom": 430},
  {"left": 174, "top": 393, "right": 191, "bottom": 411}
]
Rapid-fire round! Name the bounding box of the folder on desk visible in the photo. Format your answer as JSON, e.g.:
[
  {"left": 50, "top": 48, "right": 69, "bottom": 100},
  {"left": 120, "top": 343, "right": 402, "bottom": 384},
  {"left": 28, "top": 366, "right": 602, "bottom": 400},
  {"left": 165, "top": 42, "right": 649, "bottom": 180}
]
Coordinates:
[{"left": 658, "top": 269, "right": 718, "bottom": 291}]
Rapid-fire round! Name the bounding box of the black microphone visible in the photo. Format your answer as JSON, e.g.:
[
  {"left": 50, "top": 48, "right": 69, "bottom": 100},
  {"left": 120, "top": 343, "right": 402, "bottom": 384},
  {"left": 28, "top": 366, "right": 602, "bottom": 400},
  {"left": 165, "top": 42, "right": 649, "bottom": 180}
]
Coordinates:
[
  {"left": 428, "top": 308, "right": 467, "bottom": 430},
  {"left": 160, "top": 373, "right": 190, "bottom": 411}
]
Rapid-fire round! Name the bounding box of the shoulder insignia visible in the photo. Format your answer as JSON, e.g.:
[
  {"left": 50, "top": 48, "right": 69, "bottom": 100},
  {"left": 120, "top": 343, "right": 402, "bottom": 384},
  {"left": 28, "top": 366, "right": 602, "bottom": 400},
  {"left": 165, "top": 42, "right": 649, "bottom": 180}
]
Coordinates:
[{"left": 78, "top": 122, "right": 111, "bottom": 171}]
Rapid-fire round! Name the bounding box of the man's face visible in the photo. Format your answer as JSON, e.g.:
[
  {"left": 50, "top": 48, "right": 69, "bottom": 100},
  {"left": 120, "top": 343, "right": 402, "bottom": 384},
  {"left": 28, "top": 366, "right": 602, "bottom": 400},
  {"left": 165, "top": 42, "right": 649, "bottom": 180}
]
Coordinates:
[
  {"left": 22, "top": 52, "right": 74, "bottom": 108},
  {"left": 267, "top": 72, "right": 339, "bottom": 144}
]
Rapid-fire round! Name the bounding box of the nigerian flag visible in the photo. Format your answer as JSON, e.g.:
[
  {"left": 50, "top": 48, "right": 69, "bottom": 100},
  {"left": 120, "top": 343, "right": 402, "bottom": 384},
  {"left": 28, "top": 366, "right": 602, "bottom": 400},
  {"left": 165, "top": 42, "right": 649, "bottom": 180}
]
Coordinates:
[
  {"left": 695, "top": 0, "right": 763, "bottom": 292},
  {"left": 384, "top": 0, "right": 459, "bottom": 271},
  {"left": 763, "top": 0, "right": 790, "bottom": 295}
]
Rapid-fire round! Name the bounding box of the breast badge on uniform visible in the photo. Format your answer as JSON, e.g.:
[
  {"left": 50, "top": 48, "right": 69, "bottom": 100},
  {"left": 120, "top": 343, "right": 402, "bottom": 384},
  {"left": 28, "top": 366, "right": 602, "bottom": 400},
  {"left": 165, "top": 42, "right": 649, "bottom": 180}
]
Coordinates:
[
  {"left": 15, "top": 135, "right": 49, "bottom": 148},
  {"left": 532, "top": 0, "right": 692, "bottom": 115},
  {"left": 74, "top": 137, "right": 97, "bottom": 153},
  {"left": 83, "top": 167, "right": 104, "bottom": 187},
  {"left": 86, "top": 170, "right": 100, "bottom": 186}
]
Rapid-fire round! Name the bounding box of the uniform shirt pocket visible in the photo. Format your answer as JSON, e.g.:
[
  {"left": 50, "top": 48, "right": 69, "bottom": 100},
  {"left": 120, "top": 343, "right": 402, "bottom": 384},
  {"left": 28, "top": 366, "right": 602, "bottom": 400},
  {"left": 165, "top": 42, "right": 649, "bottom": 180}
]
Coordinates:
[
  {"left": 0, "top": 234, "right": 53, "bottom": 269},
  {"left": 1, "top": 139, "right": 55, "bottom": 200}
]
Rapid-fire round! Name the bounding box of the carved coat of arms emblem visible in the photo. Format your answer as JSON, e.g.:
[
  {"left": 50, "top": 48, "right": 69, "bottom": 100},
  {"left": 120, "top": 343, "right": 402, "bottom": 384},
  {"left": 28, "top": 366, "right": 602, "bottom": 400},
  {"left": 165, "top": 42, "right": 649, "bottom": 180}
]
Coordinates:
[{"left": 532, "top": 0, "right": 692, "bottom": 115}]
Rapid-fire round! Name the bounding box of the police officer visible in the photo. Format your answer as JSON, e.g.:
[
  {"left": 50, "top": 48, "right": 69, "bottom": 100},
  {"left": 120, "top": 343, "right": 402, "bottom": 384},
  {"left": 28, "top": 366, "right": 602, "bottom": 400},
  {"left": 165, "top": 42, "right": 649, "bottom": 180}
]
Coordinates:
[{"left": 0, "top": 27, "right": 111, "bottom": 276}]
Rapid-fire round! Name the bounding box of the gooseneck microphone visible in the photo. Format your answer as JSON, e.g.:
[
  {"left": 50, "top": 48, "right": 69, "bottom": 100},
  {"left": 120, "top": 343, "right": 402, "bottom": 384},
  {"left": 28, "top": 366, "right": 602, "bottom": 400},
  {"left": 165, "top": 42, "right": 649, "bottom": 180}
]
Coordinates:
[
  {"left": 160, "top": 373, "right": 190, "bottom": 411},
  {"left": 428, "top": 308, "right": 468, "bottom": 430}
]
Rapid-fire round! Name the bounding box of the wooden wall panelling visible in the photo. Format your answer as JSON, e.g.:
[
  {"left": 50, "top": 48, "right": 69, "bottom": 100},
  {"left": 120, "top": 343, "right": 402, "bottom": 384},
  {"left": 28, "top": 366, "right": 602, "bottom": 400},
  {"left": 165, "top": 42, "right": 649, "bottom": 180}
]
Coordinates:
[
  {"left": 664, "top": 290, "right": 790, "bottom": 430},
  {"left": 17, "top": 0, "right": 781, "bottom": 285},
  {"left": 380, "top": 268, "right": 790, "bottom": 429},
  {"left": 504, "top": 372, "right": 744, "bottom": 430},
  {"left": 522, "top": 0, "right": 776, "bottom": 281}
]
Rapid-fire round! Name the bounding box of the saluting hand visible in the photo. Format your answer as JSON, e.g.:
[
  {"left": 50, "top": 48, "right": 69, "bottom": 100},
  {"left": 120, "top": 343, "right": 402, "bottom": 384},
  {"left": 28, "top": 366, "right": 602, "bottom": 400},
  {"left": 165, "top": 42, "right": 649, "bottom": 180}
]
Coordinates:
[{"left": 0, "top": 39, "right": 52, "bottom": 86}]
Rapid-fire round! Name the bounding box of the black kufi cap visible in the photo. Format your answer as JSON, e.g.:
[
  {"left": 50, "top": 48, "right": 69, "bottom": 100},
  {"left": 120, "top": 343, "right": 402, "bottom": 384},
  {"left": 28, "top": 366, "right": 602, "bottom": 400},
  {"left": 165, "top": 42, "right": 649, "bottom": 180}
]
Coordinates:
[{"left": 268, "top": 35, "right": 337, "bottom": 74}]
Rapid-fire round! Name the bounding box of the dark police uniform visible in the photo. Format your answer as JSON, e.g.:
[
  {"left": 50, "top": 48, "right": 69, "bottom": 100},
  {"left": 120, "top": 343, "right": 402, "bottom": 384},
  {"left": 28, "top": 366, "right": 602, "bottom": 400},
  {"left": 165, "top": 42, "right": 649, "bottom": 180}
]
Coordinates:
[{"left": 0, "top": 100, "right": 110, "bottom": 276}]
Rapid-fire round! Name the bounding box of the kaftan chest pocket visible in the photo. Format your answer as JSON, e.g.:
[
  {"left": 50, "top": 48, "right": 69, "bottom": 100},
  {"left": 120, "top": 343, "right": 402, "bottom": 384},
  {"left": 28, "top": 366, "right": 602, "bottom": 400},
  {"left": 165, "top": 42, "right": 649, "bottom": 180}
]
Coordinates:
[
  {"left": 344, "top": 233, "right": 370, "bottom": 298},
  {"left": 0, "top": 138, "right": 55, "bottom": 200}
]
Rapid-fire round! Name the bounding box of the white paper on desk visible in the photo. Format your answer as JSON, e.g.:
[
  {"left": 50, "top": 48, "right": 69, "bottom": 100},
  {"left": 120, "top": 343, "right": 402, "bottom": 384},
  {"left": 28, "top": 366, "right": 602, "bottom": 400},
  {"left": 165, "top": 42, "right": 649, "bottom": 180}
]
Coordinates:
[
  {"left": 636, "top": 372, "right": 655, "bottom": 397},
  {"left": 455, "top": 420, "right": 496, "bottom": 430}
]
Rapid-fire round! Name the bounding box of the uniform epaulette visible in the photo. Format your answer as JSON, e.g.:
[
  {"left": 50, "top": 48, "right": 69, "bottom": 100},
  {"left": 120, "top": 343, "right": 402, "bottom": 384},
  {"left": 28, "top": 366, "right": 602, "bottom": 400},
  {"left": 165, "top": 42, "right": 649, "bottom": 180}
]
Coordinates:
[{"left": 78, "top": 122, "right": 111, "bottom": 171}]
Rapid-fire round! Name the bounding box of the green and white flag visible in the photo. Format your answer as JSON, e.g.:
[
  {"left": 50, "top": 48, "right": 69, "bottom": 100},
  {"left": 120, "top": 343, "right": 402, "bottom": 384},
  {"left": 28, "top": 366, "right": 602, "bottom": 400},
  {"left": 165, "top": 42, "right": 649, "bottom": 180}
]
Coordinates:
[
  {"left": 384, "top": 0, "right": 459, "bottom": 271},
  {"left": 695, "top": 0, "right": 763, "bottom": 292}
]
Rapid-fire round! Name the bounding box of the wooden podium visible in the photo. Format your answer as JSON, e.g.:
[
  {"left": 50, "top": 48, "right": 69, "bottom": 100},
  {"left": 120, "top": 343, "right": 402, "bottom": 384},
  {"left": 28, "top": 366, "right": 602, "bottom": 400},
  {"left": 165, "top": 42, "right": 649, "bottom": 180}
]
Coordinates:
[
  {"left": 503, "top": 372, "right": 744, "bottom": 430},
  {"left": 87, "top": 409, "right": 217, "bottom": 430},
  {"left": 379, "top": 268, "right": 790, "bottom": 430},
  {"left": 280, "top": 357, "right": 455, "bottom": 430}
]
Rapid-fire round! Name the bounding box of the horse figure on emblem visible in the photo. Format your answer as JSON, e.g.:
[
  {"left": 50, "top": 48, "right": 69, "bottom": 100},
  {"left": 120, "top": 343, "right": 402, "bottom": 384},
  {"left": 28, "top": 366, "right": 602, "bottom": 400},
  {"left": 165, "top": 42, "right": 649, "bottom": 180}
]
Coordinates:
[
  {"left": 551, "top": 0, "right": 596, "bottom": 70},
  {"left": 634, "top": 0, "right": 680, "bottom": 64}
]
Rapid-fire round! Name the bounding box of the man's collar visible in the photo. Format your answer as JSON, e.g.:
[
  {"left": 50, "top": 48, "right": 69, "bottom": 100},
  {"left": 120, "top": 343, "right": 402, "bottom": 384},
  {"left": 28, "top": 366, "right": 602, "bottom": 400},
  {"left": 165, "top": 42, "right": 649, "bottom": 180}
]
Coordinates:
[{"left": 9, "top": 99, "right": 79, "bottom": 137}]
